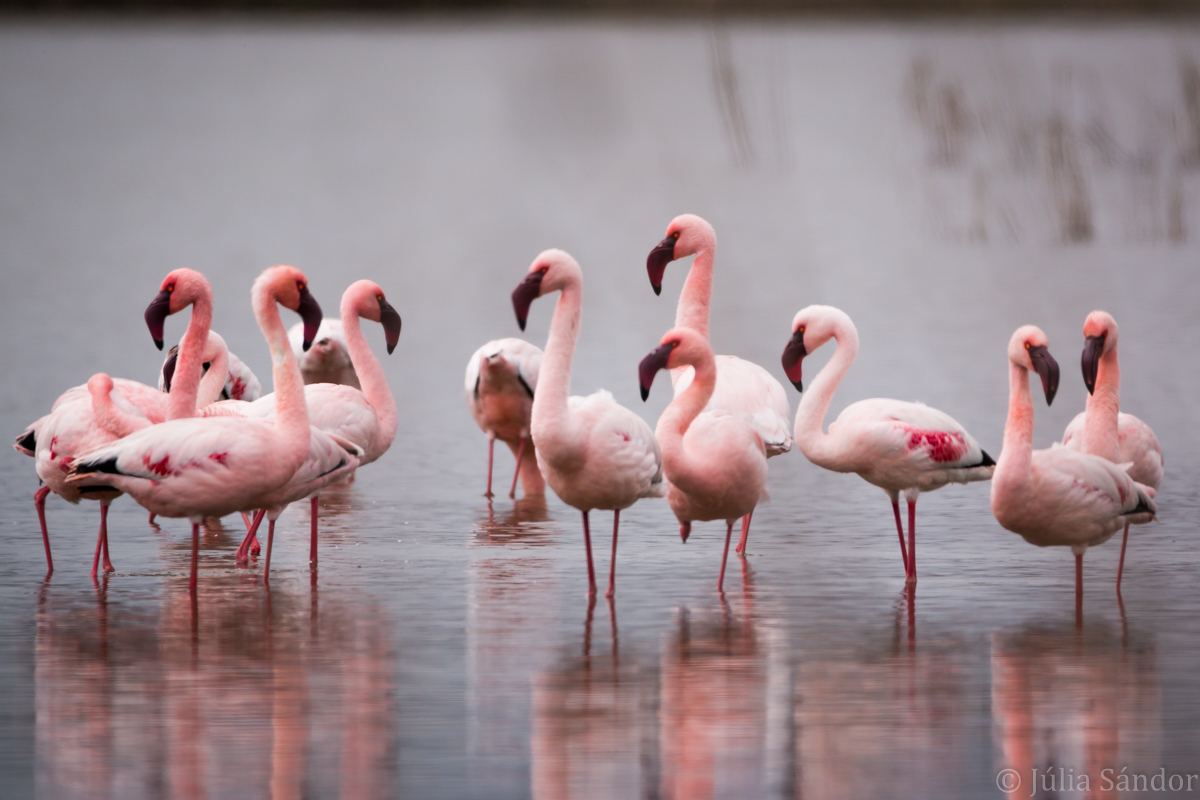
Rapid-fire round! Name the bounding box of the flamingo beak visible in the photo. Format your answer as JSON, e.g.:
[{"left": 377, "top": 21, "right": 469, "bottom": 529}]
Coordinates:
[
  {"left": 144, "top": 289, "right": 172, "bottom": 350},
  {"left": 1081, "top": 333, "right": 1105, "bottom": 395},
  {"left": 781, "top": 329, "right": 807, "bottom": 392},
  {"left": 646, "top": 235, "right": 677, "bottom": 296},
  {"left": 511, "top": 271, "right": 544, "bottom": 332},
  {"left": 378, "top": 297, "right": 402, "bottom": 355},
  {"left": 296, "top": 287, "right": 323, "bottom": 352},
  {"left": 638, "top": 343, "right": 674, "bottom": 402},
  {"left": 1029, "top": 345, "right": 1060, "bottom": 406},
  {"left": 161, "top": 346, "right": 179, "bottom": 393}
]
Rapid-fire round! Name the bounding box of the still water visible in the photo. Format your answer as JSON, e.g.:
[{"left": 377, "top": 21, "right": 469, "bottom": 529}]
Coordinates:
[{"left": 2, "top": 18, "right": 1199, "bottom": 799}]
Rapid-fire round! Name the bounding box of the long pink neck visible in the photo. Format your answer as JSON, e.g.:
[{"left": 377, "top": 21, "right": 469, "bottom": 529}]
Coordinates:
[
  {"left": 996, "top": 361, "right": 1034, "bottom": 489},
  {"left": 89, "top": 376, "right": 152, "bottom": 437},
  {"left": 253, "top": 286, "right": 310, "bottom": 464},
  {"left": 341, "top": 298, "right": 397, "bottom": 457},
  {"left": 794, "top": 323, "right": 858, "bottom": 470},
  {"left": 167, "top": 293, "right": 214, "bottom": 421},
  {"left": 195, "top": 342, "right": 229, "bottom": 407},
  {"left": 675, "top": 246, "right": 714, "bottom": 340},
  {"left": 1083, "top": 347, "right": 1120, "bottom": 462},
  {"left": 658, "top": 351, "right": 717, "bottom": 488},
  {"left": 531, "top": 280, "right": 584, "bottom": 456}
]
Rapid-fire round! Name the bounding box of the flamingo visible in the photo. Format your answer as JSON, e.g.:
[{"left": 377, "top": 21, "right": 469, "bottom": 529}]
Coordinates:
[
  {"left": 1060, "top": 311, "right": 1164, "bottom": 593},
  {"left": 288, "top": 318, "right": 359, "bottom": 388},
  {"left": 646, "top": 214, "right": 791, "bottom": 555},
  {"left": 780, "top": 305, "right": 996, "bottom": 585},
  {"left": 991, "top": 325, "right": 1156, "bottom": 610},
  {"left": 465, "top": 338, "right": 546, "bottom": 499},
  {"left": 65, "top": 265, "right": 323, "bottom": 593},
  {"left": 15, "top": 268, "right": 222, "bottom": 575},
  {"left": 639, "top": 327, "right": 767, "bottom": 592},
  {"left": 160, "top": 333, "right": 263, "bottom": 401},
  {"left": 512, "top": 249, "right": 665, "bottom": 598}
]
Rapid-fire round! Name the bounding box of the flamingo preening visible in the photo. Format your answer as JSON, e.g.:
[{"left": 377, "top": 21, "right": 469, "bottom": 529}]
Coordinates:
[
  {"left": 646, "top": 214, "right": 791, "bottom": 555},
  {"left": 780, "top": 305, "right": 995, "bottom": 585},
  {"left": 640, "top": 327, "right": 767, "bottom": 593},
  {"left": 991, "top": 325, "right": 1156, "bottom": 612},
  {"left": 1060, "top": 311, "right": 1163, "bottom": 593},
  {"left": 513, "top": 249, "right": 665, "bottom": 598},
  {"left": 465, "top": 338, "right": 545, "bottom": 499},
  {"left": 289, "top": 318, "right": 360, "bottom": 389},
  {"left": 160, "top": 331, "right": 263, "bottom": 402}
]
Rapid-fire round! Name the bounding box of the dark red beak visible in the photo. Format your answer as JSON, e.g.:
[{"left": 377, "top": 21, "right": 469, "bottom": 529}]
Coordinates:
[
  {"left": 144, "top": 289, "right": 172, "bottom": 350},
  {"left": 1029, "top": 345, "right": 1060, "bottom": 406},
  {"left": 378, "top": 297, "right": 402, "bottom": 355},
  {"left": 296, "top": 287, "right": 323, "bottom": 352},
  {"left": 638, "top": 343, "right": 674, "bottom": 401},
  {"left": 781, "top": 329, "right": 807, "bottom": 392},
  {"left": 646, "top": 234, "right": 677, "bottom": 297},
  {"left": 511, "top": 271, "right": 544, "bottom": 332},
  {"left": 1081, "top": 333, "right": 1105, "bottom": 395}
]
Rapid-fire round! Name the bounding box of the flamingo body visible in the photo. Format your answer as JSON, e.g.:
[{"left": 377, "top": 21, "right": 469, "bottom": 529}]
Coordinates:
[
  {"left": 1063, "top": 411, "right": 1163, "bottom": 492},
  {"left": 465, "top": 337, "right": 545, "bottom": 498}
]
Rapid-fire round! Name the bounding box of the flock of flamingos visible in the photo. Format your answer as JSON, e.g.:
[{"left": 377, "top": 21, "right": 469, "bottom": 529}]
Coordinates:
[{"left": 15, "top": 213, "right": 1162, "bottom": 612}]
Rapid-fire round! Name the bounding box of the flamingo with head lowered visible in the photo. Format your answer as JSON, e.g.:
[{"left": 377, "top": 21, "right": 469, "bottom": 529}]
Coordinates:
[
  {"left": 991, "top": 325, "right": 1156, "bottom": 611},
  {"left": 1060, "top": 311, "right": 1163, "bottom": 593},
  {"left": 465, "top": 338, "right": 546, "bottom": 500},
  {"left": 780, "top": 305, "right": 996, "bottom": 585},
  {"left": 160, "top": 331, "right": 263, "bottom": 402},
  {"left": 513, "top": 249, "right": 665, "bottom": 598},
  {"left": 646, "top": 214, "right": 791, "bottom": 556},
  {"left": 65, "top": 265, "right": 323, "bottom": 593},
  {"left": 640, "top": 327, "right": 767, "bottom": 593}
]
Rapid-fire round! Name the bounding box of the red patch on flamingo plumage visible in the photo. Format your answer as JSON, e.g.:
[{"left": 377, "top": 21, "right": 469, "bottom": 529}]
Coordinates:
[
  {"left": 229, "top": 378, "right": 246, "bottom": 400},
  {"left": 143, "top": 453, "right": 172, "bottom": 476},
  {"left": 209, "top": 452, "right": 228, "bottom": 465},
  {"left": 902, "top": 427, "right": 967, "bottom": 463}
]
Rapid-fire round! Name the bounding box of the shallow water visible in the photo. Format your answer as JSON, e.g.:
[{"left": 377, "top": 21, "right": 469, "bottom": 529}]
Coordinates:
[{"left": 2, "top": 18, "right": 1200, "bottom": 799}]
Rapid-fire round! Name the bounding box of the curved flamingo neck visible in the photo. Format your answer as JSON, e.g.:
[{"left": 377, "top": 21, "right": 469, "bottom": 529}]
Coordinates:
[
  {"left": 658, "top": 351, "right": 717, "bottom": 487},
  {"left": 195, "top": 340, "right": 229, "bottom": 407},
  {"left": 341, "top": 293, "right": 397, "bottom": 455},
  {"left": 675, "top": 246, "right": 714, "bottom": 340},
  {"left": 252, "top": 282, "right": 309, "bottom": 453},
  {"left": 794, "top": 322, "right": 859, "bottom": 469},
  {"left": 531, "top": 280, "right": 583, "bottom": 454},
  {"left": 167, "top": 292, "right": 214, "bottom": 421},
  {"left": 996, "top": 361, "right": 1034, "bottom": 488},
  {"left": 1083, "top": 347, "right": 1120, "bottom": 462},
  {"left": 89, "top": 375, "right": 151, "bottom": 437}
]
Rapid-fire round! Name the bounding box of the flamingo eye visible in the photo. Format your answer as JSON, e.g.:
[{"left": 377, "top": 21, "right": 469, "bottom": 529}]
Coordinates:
[
  {"left": 1025, "top": 342, "right": 1031, "bottom": 350},
  {"left": 671, "top": 231, "right": 680, "bottom": 239},
  {"left": 669, "top": 340, "right": 680, "bottom": 348},
  {"left": 166, "top": 284, "right": 174, "bottom": 293},
  {"left": 297, "top": 281, "right": 306, "bottom": 291},
  {"left": 539, "top": 266, "right": 549, "bottom": 274},
  {"left": 376, "top": 293, "right": 384, "bottom": 301}
]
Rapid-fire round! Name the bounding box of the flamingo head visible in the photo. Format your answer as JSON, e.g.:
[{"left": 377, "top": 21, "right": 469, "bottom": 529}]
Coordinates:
[
  {"left": 638, "top": 327, "right": 710, "bottom": 401},
  {"left": 162, "top": 331, "right": 227, "bottom": 392},
  {"left": 512, "top": 249, "right": 580, "bottom": 331},
  {"left": 144, "top": 268, "right": 211, "bottom": 350},
  {"left": 1080, "top": 310, "right": 1117, "bottom": 395},
  {"left": 1008, "top": 325, "right": 1060, "bottom": 406},
  {"left": 646, "top": 214, "right": 715, "bottom": 296},
  {"left": 780, "top": 305, "right": 848, "bottom": 392},
  {"left": 344, "top": 280, "right": 402, "bottom": 355},
  {"left": 255, "top": 265, "right": 323, "bottom": 351}
]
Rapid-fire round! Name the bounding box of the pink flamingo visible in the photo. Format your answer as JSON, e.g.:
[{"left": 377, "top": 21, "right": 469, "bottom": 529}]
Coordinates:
[
  {"left": 639, "top": 327, "right": 767, "bottom": 592},
  {"left": 512, "top": 249, "right": 665, "bottom": 598},
  {"left": 646, "top": 214, "right": 791, "bottom": 556},
  {"left": 1061, "top": 311, "right": 1163, "bottom": 593},
  {"left": 992, "top": 325, "right": 1156, "bottom": 609},
  {"left": 780, "top": 305, "right": 996, "bottom": 585},
  {"left": 65, "top": 265, "right": 323, "bottom": 593},
  {"left": 160, "top": 333, "right": 263, "bottom": 401},
  {"left": 288, "top": 318, "right": 360, "bottom": 389},
  {"left": 465, "top": 338, "right": 546, "bottom": 499}
]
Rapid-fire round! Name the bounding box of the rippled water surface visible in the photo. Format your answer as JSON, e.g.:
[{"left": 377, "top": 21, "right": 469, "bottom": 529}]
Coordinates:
[{"left": 2, "top": 19, "right": 1200, "bottom": 799}]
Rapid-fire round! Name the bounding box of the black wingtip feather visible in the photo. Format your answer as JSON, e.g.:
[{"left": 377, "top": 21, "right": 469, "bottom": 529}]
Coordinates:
[
  {"left": 75, "top": 457, "right": 123, "bottom": 477},
  {"left": 16, "top": 430, "right": 36, "bottom": 453},
  {"left": 516, "top": 374, "right": 535, "bottom": 399},
  {"left": 978, "top": 450, "right": 996, "bottom": 468}
]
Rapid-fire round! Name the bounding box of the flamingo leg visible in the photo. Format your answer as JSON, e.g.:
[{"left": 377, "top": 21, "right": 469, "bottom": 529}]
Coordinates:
[
  {"left": 148, "top": 512, "right": 156, "bottom": 525},
  {"left": 581, "top": 510, "right": 597, "bottom": 597},
  {"left": 235, "top": 510, "right": 266, "bottom": 563},
  {"left": 241, "top": 511, "right": 262, "bottom": 556},
  {"left": 906, "top": 498, "right": 917, "bottom": 586},
  {"left": 264, "top": 519, "right": 276, "bottom": 586},
  {"left": 1075, "top": 551, "right": 1083, "bottom": 625},
  {"left": 34, "top": 485, "right": 53, "bottom": 574},
  {"left": 606, "top": 509, "right": 619, "bottom": 598},
  {"left": 90, "top": 504, "right": 106, "bottom": 578},
  {"left": 509, "top": 436, "right": 526, "bottom": 500},
  {"left": 1115, "top": 522, "right": 1130, "bottom": 595},
  {"left": 484, "top": 438, "right": 495, "bottom": 499},
  {"left": 309, "top": 495, "right": 319, "bottom": 567},
  {"left": 717, "top": 520, "right": 734, "bottom": 593},
  {"left": 891, "top": 501, "right": 910, "bottom": 578},
  {"left": 101, "top": 503, "right": 115, "bottom": 573},
  {"left": 189, "top": 522, "right": 200, "bottom": 594},
  {"left": 735, "top": 510, "right": 753, "bottom": 555}
]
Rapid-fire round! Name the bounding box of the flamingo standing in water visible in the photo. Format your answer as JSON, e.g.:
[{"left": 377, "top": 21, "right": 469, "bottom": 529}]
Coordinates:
[
  {"left": 780, "top": 305, "right": 996, "bottom": 584},
  {"left": 66, "top": 265, "right": 323, "bottom": 593},
  {"left": 465, "top": 338, "right": 545, "bottom": 499},
  {"left": 639, "top": 327, "right": 767, "bottom": 592},
  {"left": 288, "top": 318, "right": 360, "bottom": 388},
  {"left": 512, "top": 249, "right": 665, "bottom": 598},
  {"left": 991, "top": 325, "right": 1156, "bottom": 609},
  {"left": 1060, "top": 311, "right": 1163, "bottom": 593},
  {"left": 646, "top": 214, "right": 791, "bottom": 556}
]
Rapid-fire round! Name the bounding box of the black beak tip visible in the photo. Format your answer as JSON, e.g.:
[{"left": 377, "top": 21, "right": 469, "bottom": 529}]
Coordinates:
[
  {"left": 790, "top": 379, "right": 803, "bottom": 392},
  {"left": 640, "top": 385, "right": 650, "bottom": 402},
  {"left": 153, "top": 338, "right": 164, "bottom": 351},
  {"left": 517, "top": 317, "right": 527, "bottom": 332},
  {"left": 652, "top": 284, "right": 662, "bottom": 297},
  {"left": 302, "top": 338, "right": 314, "bottom": 352},
  {"left": 387, "top": 343, "right": 396, "bottom": 355}
]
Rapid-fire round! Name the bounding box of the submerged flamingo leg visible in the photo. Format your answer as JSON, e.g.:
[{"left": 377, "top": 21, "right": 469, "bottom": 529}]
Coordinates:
[
  {"left": 189, "top": 522, "right": 200, "bottom": 594},
  {"left": 100, "top": 503, "right": 115, "bottom": 573},
  {"left": 581, "top": 510, "right": 597, "bottom": 596},
  {"left": 606, "top": 510, "right": 619, "bottom": 598},
  {"left": 148, "top": 512, "right": 156, "bottom": 525},
  {"left": 34, "top": 486, "right": 53, "bottom": 574},
  {"left": 263, "top": 519, "right": 276, "bottom": 585},
  {"left": 735, "top": 510, "right": 753, "bottom": 555},
  {"left": 1075, "top": 552, "right": 1084, "bottom": 624},
  {"left": 891, "top": 501, "right": 910, "bottom": 578},
  {"left": 484, "top": 438, "right": 495, "bottom": 499},
  {"left": 509, "top": 436, "right": 526, "bottom": 500},
  {"left": 309, "top": 495, "right": 319, "bottom": 567},
  {"left": 242, "top": 511, "right": 261, "bottom": 556},
  {"left": 717, "top": 520, "right": 734, "bottom": 593},
  {"left": 906, "top": 498, "right": 917, "bottom": 586},
  {"left": 1115, "top": 522, "right": 1131, "bottom": 595},
  {"left": 235, "top": 510, "right": 266, "bottom": 563}
]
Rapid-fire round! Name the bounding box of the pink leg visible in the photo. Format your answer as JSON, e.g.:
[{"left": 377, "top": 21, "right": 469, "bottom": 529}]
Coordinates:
[
  {"left": 189, "top": 522, "right": 200, "bottom": 594},
  {"left": 735, "top": 510, "right": 753, "bottom": 555},
  {"left": 90, "top": 505, "right": 106, "bottom": 578},
  {"left": 891, "top": 501, "right": 909, "bottom": 577},
  {"left": 309, "top": 495, "right": 319, "bottom": 567},
  {"left": 581, "top": 510, "right": 597, "bottom": 596},
  {"left": 34, "top": 486, "right": 53, "bottom": 575},
  {"left": 100, "top": 502, "right": 114, "bottom": 573},
  {"left": 717, "top": 520, "right": 734, "bottom": 593},
  {"left": 241, "top": 511, "right": 261, "bottom": 556},
  {"left": 484, "top": 438, "right": 495, "bottom": 499},
  {"left": 148, "top": 512, "right": 156, "bottom": 525},
  {"left": 906, "top": 498, "right": 917, "bottom": 586},
  {"left": 509, "top": 436, "right": 526, "bottom": 500},
  {"left": 241, "top": 512, "right": 252, "bottom": 530},
  {"left": 606, "top": 510, "right": 619, "bottom": 598},
  {"left": 1115, "top": 522, "right": 1130, "bottom": 595},
  {"left": 1075, "top": 552, "right": 1083, "bottom": 626},
  {"left": 235, "top": 510, "right": 266, "bottom": 563},
  {"left": 264, "top": 519, "right": 276, "bottom": 585}
]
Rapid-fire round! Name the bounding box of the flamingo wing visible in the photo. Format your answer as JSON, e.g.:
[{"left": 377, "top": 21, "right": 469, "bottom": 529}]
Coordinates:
[
  {"left": 834, "top": 398, "right": 991, "bottom": 470},
  {"left": 572, "top": 391, "right": 665, "bottom": 499},
  {"left": 1117, "top": 412, "right": 1164, "bottom": 490},
  {"left": 673, "top": 355, "right": 792, "bottom": 456}
]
